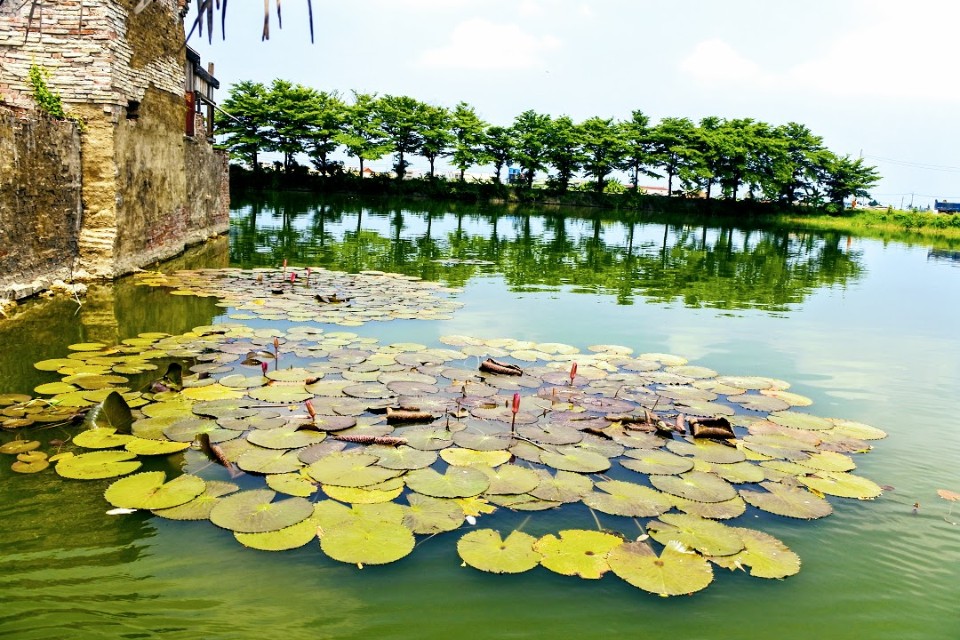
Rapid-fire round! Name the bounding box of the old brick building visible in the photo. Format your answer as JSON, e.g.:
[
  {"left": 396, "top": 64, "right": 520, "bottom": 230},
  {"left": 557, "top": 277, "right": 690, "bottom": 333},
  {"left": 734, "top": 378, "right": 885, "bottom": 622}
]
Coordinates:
[{"left": 0, "top": 0, "right": 228, "bottom": 299}]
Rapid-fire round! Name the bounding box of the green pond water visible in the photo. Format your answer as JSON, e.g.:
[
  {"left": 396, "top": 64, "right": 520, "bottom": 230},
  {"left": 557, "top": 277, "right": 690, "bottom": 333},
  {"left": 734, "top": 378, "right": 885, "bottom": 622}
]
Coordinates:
[{"left": 1, "top": 193, "right": 958, "bottom": 639}]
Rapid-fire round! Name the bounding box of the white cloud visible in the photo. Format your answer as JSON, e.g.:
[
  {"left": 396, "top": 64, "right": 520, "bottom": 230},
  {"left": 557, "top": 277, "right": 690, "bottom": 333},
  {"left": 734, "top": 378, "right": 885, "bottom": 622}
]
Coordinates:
[
  {"left": 417, "top": 19, "right": 561, "bottom": 71},
  {"left": 679, "top": 1, "right": 960, "bottom": 102},
  {"left": 678, "top": 38, "right": 775, "bottom": 90}
]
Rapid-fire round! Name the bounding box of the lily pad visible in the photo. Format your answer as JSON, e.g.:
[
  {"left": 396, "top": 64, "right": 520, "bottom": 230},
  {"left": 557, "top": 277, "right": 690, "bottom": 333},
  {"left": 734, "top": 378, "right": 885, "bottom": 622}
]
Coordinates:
[
  {"left": 403, "top": 493, "right": 466, "bottom": 534},
  {"left": 608, "top": 540, "right": 714, "bottom": 597},
  {"left": 405, "top": 465, "right": 490, "bottom": 498},
  {"left": 583, "top": 480, "right": 673, "bottom": 517},
  {"left": 234, "top": 509, "right": 321, "bottom": 551},
  {"left": 650, "top": 471, "right": 738, "bottom": 503},
  {"left": 646, "top": 513, "right": 744, "bottom": 557},
  {"left": 709, "top": 528, "right": 801, "bottom": 579},
  {"left": 458, "top": 529, "right": 541, "bottom": 574},
  {"left": 209, "top": 488, "right": 314, "bottom": 533},
  {"left": 621, "top": 449, "right": 695, "bottom": 475},
  {"left": 476, "top": 463, "right": 541, "bottom": 495},
  {"left": 439, "top": 448, "right": 511, "bottom": 467},
  {"left": 104, "top": 471, "right": 206, "bottom": 510},
  {"left": 529, "top": 469, "right": 594, "bottom": 503},
  {"left": 799, "top": 471, "right": 883, "bottom": 500},
  {"left": 306, "top": 452, "right": 403, "bottom": 487},
  {"left": 534, "top": 529, "right": 624, "bottom": 579},
  {"left": 0, "top": 440, "right": 41, "bottom": 454},
  {"left": 366, "top": 444, "right": 437, "bottom": 470},
  {"left": 740, "top": 482, "right": 833, "bottom": 519},
  {"left": 319, "top": 515, "right": 416, "bottom": 566},
  {"left": 540, "top": 447, "right": 610, "bottom": 474},
  {"left": 55, "top": 449, "right": 141, "bottom": 480}
]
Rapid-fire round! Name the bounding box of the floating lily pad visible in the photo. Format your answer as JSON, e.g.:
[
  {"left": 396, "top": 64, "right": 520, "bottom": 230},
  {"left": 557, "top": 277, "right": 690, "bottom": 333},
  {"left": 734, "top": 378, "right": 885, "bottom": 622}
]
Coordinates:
[
  {"left": 647, "top": 513, "right": 744, "bottom": 557},
  {"left": 247, "top": 426, "right": 327, "bottom": 450},
  {"left": 608, "top": 540, "right": 714, "bottom": 597},
  {"left": 237, "top": 447, "right": 305, "bottom": 474},
  {"left": 439, "top": 448, "right": 511, "bottom": 467},
  {"left": 583, "top": 480, "right": 673, "bottom": 517},
  {"left": 319, "top": 516, "right": 416, "bottom": 566},
  {"left": 669, "top": 494, "right": 747, "bottom": 520},
  {"left": 540, "top": 447, "right": 610, "bottom": 474},
  {"left": 485, "top": 493, "right": 561, "bottom": 511},
  {"left": 0, "top": 440, "right": 41, "bottom": 454},
  {"left": 324, "top": 478, "right": 405, "bottom": 504},
  {"left": 73, "top": 427, "right": 134, "bottom": 449},
  {"left": 234, "top": 510, "right": 321, "bottom": 551},
  {"left": 534, "top": 529, "right": 624, "bottom": 579},
  {"left": 56, "top": 449, "right": 141, "bottom": 480},
  {"left": 403, "top": 493, "right": 466, "bottom": 534},
  {"left": 458, "top": 529, "right": 541, "bottom": 574},
  {"left": 529, "top": 469, "right": 593, "bottom": 503},
  {"left": 405, "top": 465, "right": 489, "bottom": 498},
  {"left": 740, "top": 482, "right": 833, "bottom": 519},
  {"left": 306, "top": 452, "right": 403, "bottom": 487},
  {"left": 799, "top": 471, "right": 883, "bottom": 500},
  {"left": 650, "top": 471, "right": 738, "bottom": 503},
  {"left": 769, "top": 411, "right": 833, "bottom": 431},
  {"left": 476, "top": 463, "right": 541, "bottom": 495},
  {"left": 151, "top": 481, "right": 241, "bottom": 520},
  {"left": 104, "top": 471, "right": 205, "bottom": 510},
  {"left": 124, "top": 438, "right": 191, "bottom": 456},
  {"left": 709, "top": 528, "right": 801, "bottom": 579},
  {"left": 209, "top": 489, "right": 314, "bottom": 533},
  {"left": 266, "top": 473, "right": 318, "bottom": 497},
  {"left": 621, "top": 449, "right": 694, "bottom": 475}
]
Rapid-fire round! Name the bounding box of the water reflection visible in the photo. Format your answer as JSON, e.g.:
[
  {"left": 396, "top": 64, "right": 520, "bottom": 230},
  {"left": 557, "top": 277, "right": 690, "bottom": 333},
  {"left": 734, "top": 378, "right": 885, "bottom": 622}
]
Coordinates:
[{"left": 229, "top": 193, "right": 863, "bottom": 311}]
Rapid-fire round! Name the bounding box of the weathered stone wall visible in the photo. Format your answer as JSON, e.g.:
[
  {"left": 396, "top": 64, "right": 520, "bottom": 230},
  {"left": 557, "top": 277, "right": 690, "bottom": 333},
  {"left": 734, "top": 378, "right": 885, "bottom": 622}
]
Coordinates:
[
  {"left": 0, "top": 106, "right": 82, "bottom": 300},
  {"left": 0, "top": 0, "right": 228, "bottom": 291}
]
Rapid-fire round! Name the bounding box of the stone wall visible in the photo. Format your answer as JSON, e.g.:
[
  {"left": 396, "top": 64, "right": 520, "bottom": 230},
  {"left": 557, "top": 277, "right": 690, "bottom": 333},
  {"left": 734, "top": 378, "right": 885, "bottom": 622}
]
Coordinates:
[
  {"left": 0, "top": 0, "right": 228, "bottom": 295},
  {"left": 0, "top": 106, "right": 82, "bottom": 300}
]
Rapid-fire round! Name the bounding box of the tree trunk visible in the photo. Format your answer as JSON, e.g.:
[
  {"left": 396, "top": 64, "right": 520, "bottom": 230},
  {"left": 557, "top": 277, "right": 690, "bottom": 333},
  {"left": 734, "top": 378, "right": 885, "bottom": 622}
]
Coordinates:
[
  {"left": 459, "top": 167, "right": 466, "bottom": 181},
  {"left": 359, "top": 157, "right": 365, "bottom": 177},
  {"left": 429, "top": 157, "right": 436, "bottom": 178}
]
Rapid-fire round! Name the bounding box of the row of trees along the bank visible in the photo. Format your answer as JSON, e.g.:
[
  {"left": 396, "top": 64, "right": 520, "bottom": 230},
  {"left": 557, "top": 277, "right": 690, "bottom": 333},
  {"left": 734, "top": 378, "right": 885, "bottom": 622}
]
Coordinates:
[{"left": 216, "top": 79, "right": 880, "bottom": 209}]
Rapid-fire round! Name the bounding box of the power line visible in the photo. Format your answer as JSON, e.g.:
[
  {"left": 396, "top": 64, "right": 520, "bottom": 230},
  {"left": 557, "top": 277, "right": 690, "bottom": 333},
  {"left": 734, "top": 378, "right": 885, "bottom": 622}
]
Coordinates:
[{"left": 863, "top": 155, "right": 960, "bottom": 173}]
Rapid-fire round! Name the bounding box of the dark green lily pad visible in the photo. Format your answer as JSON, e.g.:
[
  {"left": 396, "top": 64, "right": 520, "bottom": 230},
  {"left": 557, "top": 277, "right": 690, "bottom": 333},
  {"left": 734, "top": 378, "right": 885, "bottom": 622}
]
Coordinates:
[
  {"left": 209, "top": 488, "right": 314, "bottom": 533},
  {"left": 152, "top": 481, "right": 240, "bottom": 520}
]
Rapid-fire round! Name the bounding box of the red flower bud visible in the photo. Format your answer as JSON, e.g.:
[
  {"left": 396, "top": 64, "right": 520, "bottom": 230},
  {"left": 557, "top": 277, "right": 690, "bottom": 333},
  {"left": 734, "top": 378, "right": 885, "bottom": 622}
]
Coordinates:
[
  {"left": 570, "top": 362, "right": 578, "bottom": 380},
  {"left": 512, "top": 392, "right": 521, "bottom": 414},
  {"left": 260, "top": 361, "right": 268, "bottom": 375},
  {"left": 290, "top": 271, "right": 296, "bottom": 282},
  {"left": 305, "top": 399, "right": 316, "bottom": 419}
]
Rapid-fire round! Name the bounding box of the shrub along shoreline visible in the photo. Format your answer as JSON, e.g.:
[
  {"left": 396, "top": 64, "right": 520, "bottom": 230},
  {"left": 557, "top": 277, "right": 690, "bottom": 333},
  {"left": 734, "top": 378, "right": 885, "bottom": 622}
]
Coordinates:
[{"left": 231, "top": 166, "right": 960, "bottom": 247}]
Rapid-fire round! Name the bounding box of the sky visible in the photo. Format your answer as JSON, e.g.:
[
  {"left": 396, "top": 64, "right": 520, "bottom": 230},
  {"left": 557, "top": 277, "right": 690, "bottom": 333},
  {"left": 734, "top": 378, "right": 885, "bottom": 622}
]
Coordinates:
[{"left": 187, "top": 0, "right": 960, "bottom": 208}]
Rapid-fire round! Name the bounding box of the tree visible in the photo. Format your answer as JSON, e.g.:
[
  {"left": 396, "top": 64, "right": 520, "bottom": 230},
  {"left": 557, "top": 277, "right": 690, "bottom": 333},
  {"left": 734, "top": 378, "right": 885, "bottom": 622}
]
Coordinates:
[
  {"left": 305, "top": 91, "right": 346, "bottom": 176},
  {"left": 450, "top": 102, "right": 488, "bottom": 181},
  {"left": 262, "top": 79, "right": 320, "bottom": 173},
  {"left": 579, "top": 116, "right": 625, "bottom": 193},
  {"left": 484, "top": 125, "right": 515, "bottom": 184},
  {"left": 648, "top": 117, "right": 701, "bottom": 196},
  {"left": 691, "top": 116, "right": 725, "bottom": 200},
  {"left": 216, "top": 80, "right": 269, "bottom": 172},
  {"left": 511, "top": 110, "right": 552, "bottom": 188},
  {"left": 544, "top": 115, "right": 584, "bottom": 193},
  {"left": 769, "top": 122, "right": 827, "bottom": 204},
  {"left": 419, "top": 104, "right": 452, "bottom": 179},
  {"left": 619, "top": 110, "right": 658, "bottom": 190},
  {"left": 817, "top": 153, "right": 880, "bottom": 209},
  {"left": 377, "top": 94, "right": 428, "bottom": 179},
  {"left": 713, "top": 118, "right": 757, "bottom": 201},
  {"left": 337, "top": 92, "right": 390, "bottom": 176}
]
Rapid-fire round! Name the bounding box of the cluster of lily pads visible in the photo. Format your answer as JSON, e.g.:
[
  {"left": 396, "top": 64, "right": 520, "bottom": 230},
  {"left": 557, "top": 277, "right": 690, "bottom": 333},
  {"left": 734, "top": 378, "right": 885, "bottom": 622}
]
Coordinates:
[{"left": 0, "top": 267, "right": 889, "bottom": 597}]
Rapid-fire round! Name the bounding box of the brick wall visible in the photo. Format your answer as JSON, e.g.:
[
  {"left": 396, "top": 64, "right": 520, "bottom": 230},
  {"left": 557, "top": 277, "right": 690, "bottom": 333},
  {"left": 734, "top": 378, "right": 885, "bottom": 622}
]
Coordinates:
[{"left": 0, "top": 0, "right": 183, "bottom": 111}]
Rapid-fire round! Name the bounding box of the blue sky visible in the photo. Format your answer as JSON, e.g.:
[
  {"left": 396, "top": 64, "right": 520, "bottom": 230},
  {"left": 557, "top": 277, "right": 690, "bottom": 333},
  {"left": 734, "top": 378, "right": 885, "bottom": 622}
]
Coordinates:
[{"left": 188, "top": 0, "right": 959, "bottom": 208}]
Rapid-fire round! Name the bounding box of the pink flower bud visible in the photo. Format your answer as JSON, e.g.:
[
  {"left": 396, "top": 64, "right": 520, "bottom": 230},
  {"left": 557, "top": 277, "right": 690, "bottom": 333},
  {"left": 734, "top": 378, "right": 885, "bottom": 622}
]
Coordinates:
[
  {"left": 260, "top": 361, "right": 268, "bottom": 375},
  {"left": 570, "top": 362, "right": 578, "bottom": 380},
  {"left": 305, "top": 399, "right": 316, "bottom": 419},
  {"left": 512, "top": 393, "right": 520, "bottom": 414}
]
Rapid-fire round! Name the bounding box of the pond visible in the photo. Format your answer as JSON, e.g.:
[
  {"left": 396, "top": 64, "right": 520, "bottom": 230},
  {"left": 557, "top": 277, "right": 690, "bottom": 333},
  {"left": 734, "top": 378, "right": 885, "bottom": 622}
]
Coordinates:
[{"left": 0, "top": 193, "right": 957, "bottom": 640}]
